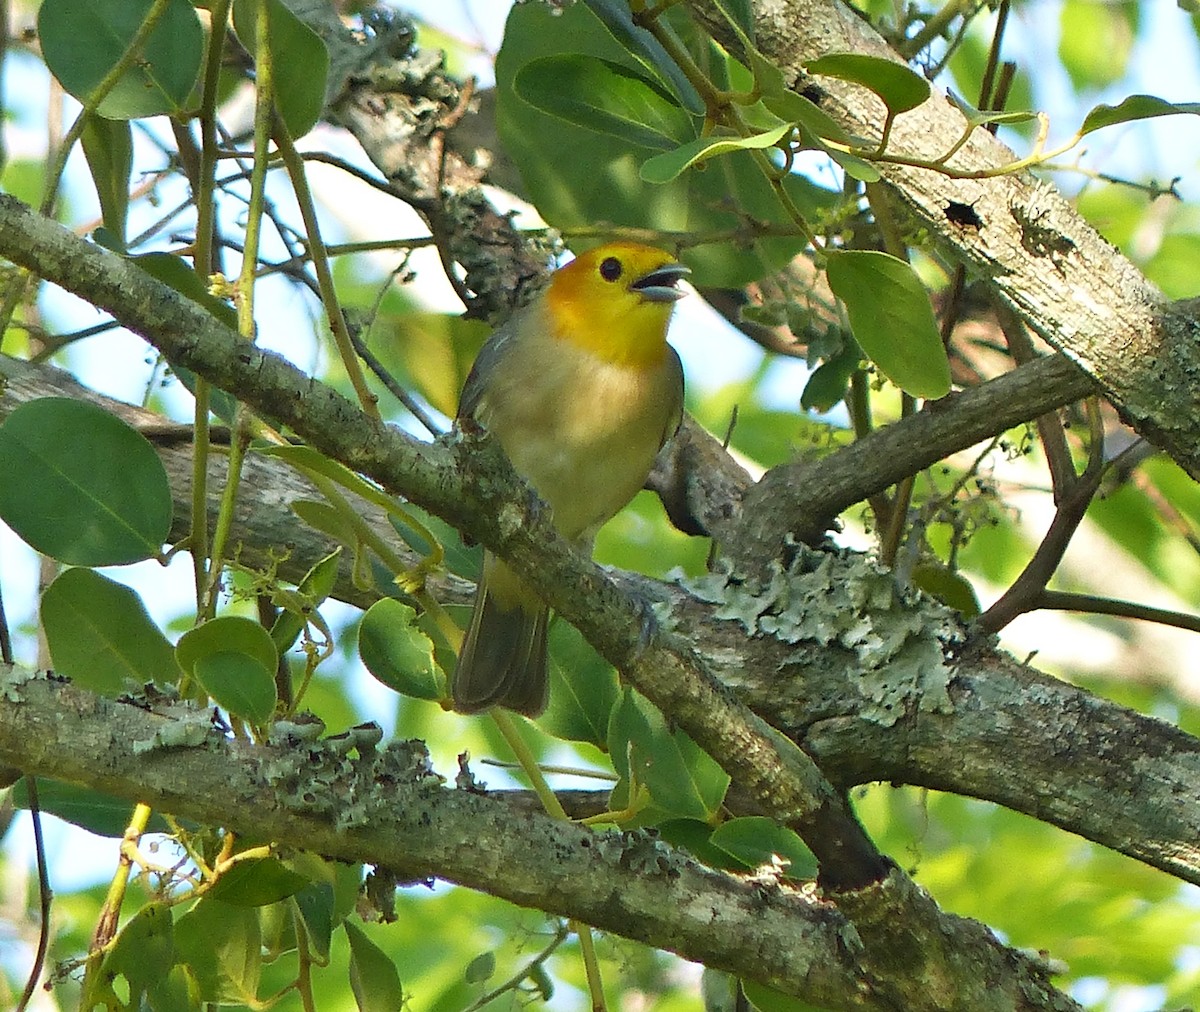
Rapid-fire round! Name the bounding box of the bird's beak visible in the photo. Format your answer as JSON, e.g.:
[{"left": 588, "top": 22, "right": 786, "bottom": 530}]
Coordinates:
[{"left": 630, "top": 262, "right": 690, "bottom": 303}]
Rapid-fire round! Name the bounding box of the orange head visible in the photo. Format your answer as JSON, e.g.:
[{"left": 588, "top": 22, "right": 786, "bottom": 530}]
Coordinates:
[{"left": 543, "top": 243, "right": 689, "bottom": 368}]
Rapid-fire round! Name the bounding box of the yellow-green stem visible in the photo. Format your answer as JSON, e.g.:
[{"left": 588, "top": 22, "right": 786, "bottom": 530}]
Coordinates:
[
  {"left": 274, "top": 124, "right": 380, "bottom": 418},
  {"left": 80, "top": 802, "right": 154, "bottom": 1002},
  {"left": 0, "top": 0, "right": 175, "bottom": 355}
]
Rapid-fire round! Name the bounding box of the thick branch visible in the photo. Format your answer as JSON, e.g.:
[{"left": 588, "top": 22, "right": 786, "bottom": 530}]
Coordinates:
[
  {"left": 696, "top": 0, "right": 1200, "bottom": 486},
  {"left": 0, "top": 667, "right": 1079, "bottom": 1012}
]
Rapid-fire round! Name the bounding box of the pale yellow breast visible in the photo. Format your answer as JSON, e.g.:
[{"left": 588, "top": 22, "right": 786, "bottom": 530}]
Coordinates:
[{"left": 470, "top": 324, "right": 682, "bottom": 542}]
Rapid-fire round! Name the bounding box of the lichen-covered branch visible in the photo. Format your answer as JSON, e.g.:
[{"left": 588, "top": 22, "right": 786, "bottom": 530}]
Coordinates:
[
  {"left": 692, "top": 0, "right": 1200, "bottom": 490},
  {"left": 0, "top": 666, "right": 1080, "bottom": 1012}
]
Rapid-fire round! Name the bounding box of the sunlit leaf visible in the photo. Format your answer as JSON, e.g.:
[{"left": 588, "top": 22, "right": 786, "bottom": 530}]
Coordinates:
[
  {"left": 805, "top": 53, "right": 930, "bottom": 115},
  {"left": 359, "top": 599, "right": 444, "bottom": 702},
  {"left": 175, "top": 899, "right": 262, "bottom": 1005},
  {"left": 38, "top": 0, "right": 203, "bottom": 118},
  {"left": 1080, "top": 94, "right": 1200, "bottom": 137},
  {"left": 104, "top": 902, "right": 174, "bottom": 1002},
  {"left": 41, "top": 568, "right": 180, "bottom": 695},
  {"left": 825, "top": 250, "right": 950, "bottom": 398},
  {"left": 346, "top": 920, "right": 405, "bottom": 1012},
  {"left": 1059, "top": 0, "right": 1136, "bottom": 92},
  {"left": 0, "top": 398, "right": 172, "bottom": 565},
  {"left": 177, "top": 616, "right": 279, "bottom": 723},
  {"left": 709, "top": 817, "right": 817, "bottom": 879},
  {"left": 205, "top": 857, "right": 310, "bottom": 907},
  {"left": 640, "top": 124, "right": 792, "bottom": 184},
  {"left": 514, "top": 54, "right": 694, "bottom": 151}
]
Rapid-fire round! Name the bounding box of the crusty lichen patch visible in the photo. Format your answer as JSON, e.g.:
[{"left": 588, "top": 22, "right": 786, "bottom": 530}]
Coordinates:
[{"left": 678, "top": 543, "right": 963, "bottom": 726}]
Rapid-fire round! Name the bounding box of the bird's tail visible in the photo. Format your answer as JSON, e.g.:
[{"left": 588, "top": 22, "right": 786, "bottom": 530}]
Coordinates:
[{"left": 452, "top": 553, "right": 549, "bottom": 717}]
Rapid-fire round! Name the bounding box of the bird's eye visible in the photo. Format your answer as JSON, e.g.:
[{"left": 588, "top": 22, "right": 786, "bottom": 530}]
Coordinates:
[{"left": 599, "top": 257, "right": 623, "bottom": 282}]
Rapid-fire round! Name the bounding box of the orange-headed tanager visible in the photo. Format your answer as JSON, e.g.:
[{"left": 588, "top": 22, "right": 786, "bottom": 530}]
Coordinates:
[{"left": 452, "top": 243, "right": 688, "bottom": 716}]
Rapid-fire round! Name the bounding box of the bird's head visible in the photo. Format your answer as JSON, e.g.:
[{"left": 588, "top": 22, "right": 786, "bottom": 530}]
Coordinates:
[{"left": 544, "top": 243, "right": 689, "bottom": 368}]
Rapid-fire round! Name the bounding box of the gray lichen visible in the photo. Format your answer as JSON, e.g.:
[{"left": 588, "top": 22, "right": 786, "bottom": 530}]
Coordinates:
[{"left": 678, "top": 543, "right": 962, "bottom": 726}]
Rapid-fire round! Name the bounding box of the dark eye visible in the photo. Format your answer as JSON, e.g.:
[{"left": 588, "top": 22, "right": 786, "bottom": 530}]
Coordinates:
[{"left": 599, "top": 257, "right": 623, "bottom": 282}]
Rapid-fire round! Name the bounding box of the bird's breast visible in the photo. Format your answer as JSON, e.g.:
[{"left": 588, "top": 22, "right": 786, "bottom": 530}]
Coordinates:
[{"left": 473, "top": 333, "right": 681, "bottom": 540}]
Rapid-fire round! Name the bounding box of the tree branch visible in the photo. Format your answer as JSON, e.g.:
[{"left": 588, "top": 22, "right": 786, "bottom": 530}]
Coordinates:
[
  {"left": 695, "top": 0, "right": 1200, "bottom": 488},
  {"left": 0, "top": 665, "right": 1080, "bottom": 1012}
]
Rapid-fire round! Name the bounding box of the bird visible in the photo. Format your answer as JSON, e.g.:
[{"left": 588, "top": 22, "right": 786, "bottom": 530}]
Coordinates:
[{"left": 452, "top": 242, "right": 688, "bottom": 717}]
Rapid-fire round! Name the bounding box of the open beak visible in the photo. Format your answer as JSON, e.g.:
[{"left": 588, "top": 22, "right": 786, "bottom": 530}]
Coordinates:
[{"left": 630, "top": 262, "right": 690, "bottom": 303}]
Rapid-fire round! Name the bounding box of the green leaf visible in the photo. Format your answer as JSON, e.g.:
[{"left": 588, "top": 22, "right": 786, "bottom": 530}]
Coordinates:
[
  {"left": 581, "top": 0, "right": 702, "bottom": 114},
  {"left": 640, "top": 124, "right": 792, "bottom": 184},
  {"left": 345, "top": 920, "right": 405, "bottom": 1012},
  {"left": 11, "top": 779, "right": 173, "bottom": 837},
  {"left": 742, "top": 979, "right": 825, "bottom": 1011},
  {"left": 176, "top": 616, "right": 278, "bottom": 723},
  {"left": 293, "top": 882, "right": 336, "bottom": 960},
  {"left": 388, "top": 502, "right": 482, "bottom": 582},
  {"left": 38, "top": 0, "right": 203, "bottom": 119},
  {"left": 104, "top": 902, "right": 174, "bottom": 1002},
  {"left": 175, "top": 899, "right": 262, "bottom": 1005},
  {"left": 464, "top": 951, "right": 496, "bottom": 984},
  {"left": 658, "top": 818, "right": 743, "bottom": 868},
  {"left": 207, "top": 857, "right": 310, "bottom": 906},
  {"left": 608, "top": 689, "right": 729, "bottom": 822},
  {"left": 911, "top": 563, "right": 981, "bottom": 618},
  {"left": 41, "top": 568, "right": 180, "bottom": 696},
  {"left": 709, "top": 817, "right": 817, "bottom": 879},
  {"left": 824, "top": 250, "right": 950, "bottom": 399},
  {"left": 232, "top": 0, "right": 329, "bottom": 138},
  {"left": 805, "top": 53, "right": 930, "bottom": 116},
  {"left": 496, "top": 1, "right": 820, "bottom": 287},
  {"left": 358, "top": 599, "right": 444, "bottom": 702},
  {"left": 543, "top": 621, "right": 620, "bottom": 747},
  {"left": 0, "top": 397, "right": 172, "bottom": 565},
  {"left": 801, "top": 342, "right": 861, "bottom": 413},
  {"left": 1079, "top": 94, "right": 1200, "bottom": 138},
  {"left": 132, "top": 252, "right": 238, "bottom": 331},
  {"left": 514, "top": 54, "right": 694, "bottom": 151},
  {"left": 763, "top": 90, "right": 849, "bottom": 144},
  {"left": 270, "top": 548, "right": 342, "bottom": 655},
  {"left": 80, "top": 114, "right": 131, "bottom": 250}
]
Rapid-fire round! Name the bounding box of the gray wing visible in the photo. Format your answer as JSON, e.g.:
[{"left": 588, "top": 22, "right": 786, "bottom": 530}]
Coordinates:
[
  {"left": 660, "top": 343, "right": 685, "bottom": 446},
  {"left": 457, "top": 316, "right": 520, "bottom": 421}
]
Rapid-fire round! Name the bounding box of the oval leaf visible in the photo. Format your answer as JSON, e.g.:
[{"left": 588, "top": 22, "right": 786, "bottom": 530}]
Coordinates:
[
  {"left": 607, "top": 689, "right": 729, "bottom": 822},
  {"left": 709, "top": 816, "right": 817, "bottom": 880},
  {"left": 0, "top": 397, "right": 172, "bottom": 565},
  {"left": 42, "top": 568, "right": 180, "bottom": 695},
  {"left": 805, "top": 53, "right": 930, "bottom": 116},
  {"left": 825, "top": 250, "right": 950, "bottom": 398},
  {"left": 177, "top": 616, "right": 279, "bottom": 723},
  {"left": 346, "top": 920, "right": 405, "bottom": 1012},
  {"left": 232, "top": 0, "right": 330, "bottom": 139},
  {"left": 194, "top": 651, "right": 277, "bottom": 724},
  {"left": 1079, "top": 94, "right": 1200, "bottom": 138},
  {"left": 543, "top": 621, "right": 620, "bottom": 747},
  {"left": 207, "top": 857, "right": 310, "bottom": 907},
  {"left": 174, "top": 899, "right": 262, "bottom": 1005},
  {"left": 640, "top": 124, "right": 792, "bottom": 184},
  {"left": 514, "top": 54, "right": 694, "bottom": 151},
  {"left": 38, "top": 0, "right": 203, "bottom": 119},
  {"left": 104, "top": 902, "right": 174, "bottom": 1001},
  {"left": 358, "top": 599, "right": 444, "bottom": 701}
]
